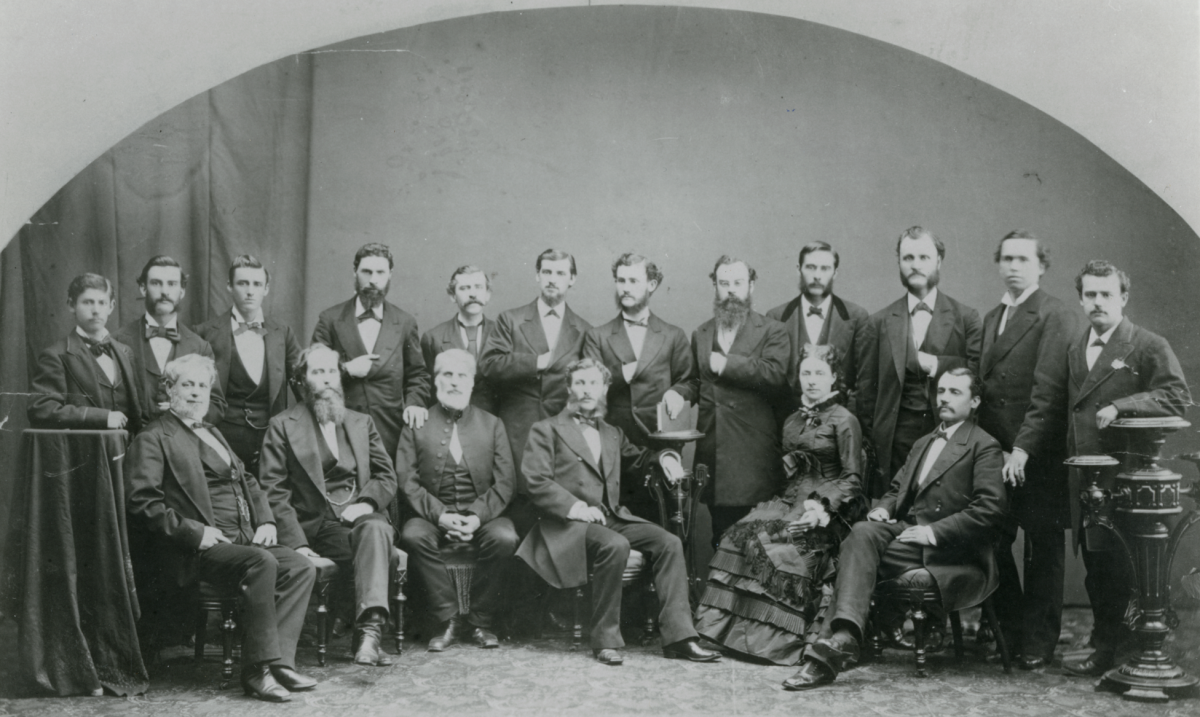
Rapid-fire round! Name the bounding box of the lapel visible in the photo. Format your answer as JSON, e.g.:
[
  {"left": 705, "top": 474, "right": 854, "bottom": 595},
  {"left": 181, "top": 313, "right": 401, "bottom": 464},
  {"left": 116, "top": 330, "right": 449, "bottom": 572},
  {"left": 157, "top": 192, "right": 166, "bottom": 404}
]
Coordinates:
[
  {"left": 554, "top": 411, "right": 601, "bottom": 477},
  {"left": 607, "top": 316, "right": 637, "bottom": 366},
  {"left": 138, "top": 319, "right": 163, "bottom": 378},
  {"left": 345, "top": 411, "right": 371, "bottom": 488},
  {"left": 551, "top": 305, "right": 583, "bottom": 364},
  {"left": 209, "top": 310, "right": 236, "bottom": 388},
  {"left": 696, "top": 320, "right": 716, "bottom": 368},
  {"left": 634, "top": 314, "right": 667, "bottom": 379},
  {"left": 885, "top": 298, "right": 909, "bottom": 384},
  {"left": 335, "top": 299, "right": 370, "bottom": 358},
  {"left": 895, "top": 432, "right": 930, "bottom": 502},
  {"left": 982, "top": 291, "right": 1042, "bottom": 377},
  {"left": 916, "top": 422, "right": 972, "bottom": 496},
  {"left": 599, "top": 420, "right": 621, "bottom": 496},
  {"left": 517, "top": 300, "right": 551, "bottom": 355},
  {"left": 441, "top": 316, "right": 467, "bottom": 351},
  {"left": 825, "top": 295, "right": 851, "bottom": 347},
  {"left": 63, "top": 332, "right": 102, "bottom": 406},
  {"left": 285, "top": 406, "right": 327, "bottom": 497},
  {"left": 262, "top": 318, "right": 286, "bottom": 403},
  {"left": 728, "top": 311, "right": 763, "bottom": 356},
  {"left": 1075, "top": 320, "right": 1136, "bottom": 404},
  {"left": 161, "top": 413, "right": 216, "bottom": 524},
  {"left": 368, "top": 303, "right": 403, "bottom": 375},
  {"left": 111, "top": 337, "right": 139, "bottom": 397},
  {"left": 922, "top": 291, "right": 956, "bottom": 353}
]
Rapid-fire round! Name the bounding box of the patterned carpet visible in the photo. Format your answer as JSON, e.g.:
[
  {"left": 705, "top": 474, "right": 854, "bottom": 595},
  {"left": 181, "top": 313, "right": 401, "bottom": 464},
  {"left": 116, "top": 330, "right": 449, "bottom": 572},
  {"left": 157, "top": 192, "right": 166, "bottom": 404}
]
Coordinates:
[{"left": 1, "top": 607, "right": 1197, "bottom": 716}]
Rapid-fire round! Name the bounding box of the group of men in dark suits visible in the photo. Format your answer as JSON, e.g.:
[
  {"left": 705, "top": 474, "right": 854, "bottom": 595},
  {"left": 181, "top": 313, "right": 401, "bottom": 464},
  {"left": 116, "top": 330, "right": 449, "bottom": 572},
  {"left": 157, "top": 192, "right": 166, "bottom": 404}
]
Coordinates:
[{"left": 26, "top": 227, "right": 1190, "bottom": 695}]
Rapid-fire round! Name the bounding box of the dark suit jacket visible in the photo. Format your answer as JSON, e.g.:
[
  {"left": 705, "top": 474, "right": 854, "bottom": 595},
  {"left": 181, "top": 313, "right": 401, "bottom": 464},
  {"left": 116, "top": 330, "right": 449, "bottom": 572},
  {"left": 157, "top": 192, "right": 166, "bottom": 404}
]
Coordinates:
[
  {"left": 855, "top": 291, "right": 982, "bottom": 493},
  {"left": 515, "top": 410, "right": 662, "bottom": 589},
  {"left": 767, "top": 293, "right": 869, "bottom": 408},
  {"left": 977, "top": 289, "right": 1079, "bottom": 531},
  {"left": 420, "top": 315, "right": 497, "bottom": 414},
  {"left": 194, "top": 309, "right": 302, "bottom": 421},
  {"left": 478, "top": 299, "right": 592, "bottom": 482},
  {"left": 581, "top": 313, "right": 695, "bottom": 444},
  {"left": 395, "top": 403, "right": 514, "bottom": 525},
  {"left": 126, "top": 412, "right": 273, "bottom": 585},
  {"left": 257, "top": 403, "right": 398, "bottom": 550},
  {"left": 28, "top": 331, "right": 144, "bottom": 432},
  {"left": 311, "top": 299, "right": 430, "bottom": 453},
  {"left": 112, "top": 317, "right": 226, "bottom": 425},
  {"left": 875, "top": 420, "right": 1007, "bottom": 612},
  {"left": 669, "top": 311, "right": 789, "bottom": 506}
]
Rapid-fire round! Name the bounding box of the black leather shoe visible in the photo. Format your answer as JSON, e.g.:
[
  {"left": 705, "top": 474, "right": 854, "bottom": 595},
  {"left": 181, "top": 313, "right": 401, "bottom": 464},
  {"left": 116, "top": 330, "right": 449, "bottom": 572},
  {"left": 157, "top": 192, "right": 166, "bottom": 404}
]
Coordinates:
[
  {"left": 470, "top": 626, "right": 500, "bottom": 649},
  {"left": 593, "top": 648, "right": 624, "bottom": 666},
  {"left": 1063, "top": 651, "right": 1114, "bottom": 677},
  {"left": 662, "top": 638, "right": 721, "bottom": 662},
  {"left": 782, "top": 660, "right": 835, "bottom": 691},
  {"left": 883, "top": 626, "right": 914, "bottom": 650},
  {"left": 427, "top": 617, "right": 461, "bottom": 652},
  {"left": 269, "top": 665, "right": 317, "bottom": 691},
  {"left": 241, "top": 664, "right": 291, "bottom": 702},
  {"left": 353, "top": 624, "right": 393, "bottom": 666}
]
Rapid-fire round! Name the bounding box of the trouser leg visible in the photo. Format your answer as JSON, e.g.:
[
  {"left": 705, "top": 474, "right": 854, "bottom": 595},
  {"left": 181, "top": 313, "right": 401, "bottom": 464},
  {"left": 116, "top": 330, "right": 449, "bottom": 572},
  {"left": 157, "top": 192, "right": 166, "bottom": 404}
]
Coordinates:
[
  {"left": 399, "top": 517, "right": 459, "bottom": 624},
  {"left": 1082, "top": 546, "right": 1131, "bottom": 654},
  {"left": 1021, "top": 528, "right": 1065, "bottom": 659},
  {"left": 609, "top": 519, "right": 697, "bottom": 646},
  {"left": 468, "top": 517, "right": 519, "bottom": 629},
  {"left": 584, "top": 523, "right": 631, "bottom": 650},
  {"left": 268, "top": 546, "right": 317, "bottom": 668},
  {"left": 828, "top": 521, "right": 914, "bottom": 638},
  {"left": 992, "top": 525, "right": 1024, "bottom": 651},
  {"left": 349, "top": 514, "right": 395, "bottom": 620}
]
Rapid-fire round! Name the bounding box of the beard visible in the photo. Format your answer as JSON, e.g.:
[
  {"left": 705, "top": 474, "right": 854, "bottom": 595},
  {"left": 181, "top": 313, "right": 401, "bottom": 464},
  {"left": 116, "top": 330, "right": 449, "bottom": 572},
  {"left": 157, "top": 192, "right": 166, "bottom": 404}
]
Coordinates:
[
  {"left": 615, "top": 290, "right": 650, "bottom": 315},
  {"left": 356, "top": 278, "right": 391, "bottom": 309},
  {"left": 305, "top": 383, "right": 347, "bottom": 425},
  {"left": 566, "top": 394, "right": 608, "bottom": 420},
  {"left": 437, "top": 386, "right": 471, "bottom": 411},
  {"left": 169, "top": 392, "right": 209, "bottom": 422},
  {"left": 713, "top": 293, "right": 752, "bottom": 330},
  {"left": 900, "top": 266, "right": 940, "bottom": 293},
  {"left": 801, "top": 277, "right": 832, "bottom": 301}
]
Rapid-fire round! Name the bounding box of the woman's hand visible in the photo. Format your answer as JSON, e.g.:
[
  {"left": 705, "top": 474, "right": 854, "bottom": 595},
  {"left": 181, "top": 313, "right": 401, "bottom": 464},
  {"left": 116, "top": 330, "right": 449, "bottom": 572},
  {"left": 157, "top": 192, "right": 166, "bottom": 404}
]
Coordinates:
[{"left": 787, "top": 511, "right": 823, "bottom": 536}]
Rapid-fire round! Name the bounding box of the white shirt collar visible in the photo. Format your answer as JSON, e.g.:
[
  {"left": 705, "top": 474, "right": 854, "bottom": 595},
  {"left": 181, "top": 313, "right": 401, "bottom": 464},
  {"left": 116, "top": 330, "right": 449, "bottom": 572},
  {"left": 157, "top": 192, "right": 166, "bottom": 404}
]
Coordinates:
[
  {"left": 75, "top": 326, "right": 109, "bottom": 342},
  {"left": 1088, "top": 323, "right": 1120, "bottom": 346},
  {"left": 938, "top": 420, "right": 965, "bottom": 440},
  {"left": 801, "top": 294, "right": 832, "bottom": 313},
  {"left": 537, "top": 297, "right": 564, "bottom": 318},
  {"left": 145, "top": 312, "right": 177, "bottom": 329},
  {"left": 354, "top": 297, "right": 383, "bottom": 321},
  {"left": 231, "top": 306, "right": 264, "bottom": 326},
  {"left": 1000, "top": 285, "right": 1038, "bottom": 308},
  {"left": 621, "top": 308, "right": 650, "bottom": 324},
  {"left": 907, "top": 288, "right": 939, "bottom": 313}
]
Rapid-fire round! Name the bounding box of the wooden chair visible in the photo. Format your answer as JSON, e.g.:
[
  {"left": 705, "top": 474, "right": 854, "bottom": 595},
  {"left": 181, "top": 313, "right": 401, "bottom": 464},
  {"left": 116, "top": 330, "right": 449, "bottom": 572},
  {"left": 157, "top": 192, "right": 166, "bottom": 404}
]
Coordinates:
[
  {"left": 559, "top": 549, "right": 658, "bottom": 648},
  {"left": 194, "top": 582, "right": 239, "bottom": 686}
]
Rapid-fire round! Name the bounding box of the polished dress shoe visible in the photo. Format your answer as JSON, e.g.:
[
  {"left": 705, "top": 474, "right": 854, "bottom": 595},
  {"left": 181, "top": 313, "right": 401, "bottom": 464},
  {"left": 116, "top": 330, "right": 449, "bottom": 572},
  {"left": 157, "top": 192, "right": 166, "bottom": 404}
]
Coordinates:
[
  {"left": 353, "top": 623, "right": 394, "bottom": 666},
  {"left": 469, "top": 626, "right": 500, "bottom": 649},
  {"left": 1063, "top": 650, "right": 1114, "bottom": 677},
  {"left": 662, "top": 638, "right": 721, "bottom": 662},
  {"left": 241, "top": 664, "right": 291, "bottom": 703},
  {"left": 593, "top": 648, "right": 624, "bottom": 666},
  {"left": 883, "top": 626, "right": 914, "bottom": 650},
  {"left": 269, "top": 665, "right": 317, "bottom": 691},
  {"left": 427, "top": 617, "right": 461, "bottom": 652},
  {"left": 782, "top": 660, "right": 835, "bottom": 691}
]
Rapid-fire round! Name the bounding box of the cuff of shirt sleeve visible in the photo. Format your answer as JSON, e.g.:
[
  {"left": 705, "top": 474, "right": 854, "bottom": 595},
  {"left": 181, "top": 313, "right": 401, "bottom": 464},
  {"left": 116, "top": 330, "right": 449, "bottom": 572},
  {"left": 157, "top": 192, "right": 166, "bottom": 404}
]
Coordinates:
[{"left": 356, "top": 498, "right": 379, "bottom": 511}]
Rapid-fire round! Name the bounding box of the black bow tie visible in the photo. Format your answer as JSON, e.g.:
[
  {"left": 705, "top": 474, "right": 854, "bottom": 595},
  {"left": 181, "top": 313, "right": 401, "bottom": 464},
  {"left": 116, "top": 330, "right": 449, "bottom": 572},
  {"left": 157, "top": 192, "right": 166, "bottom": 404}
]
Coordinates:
[
  {"left": 190, "top": 420, "right": 214, "bottom": 431},
  {"left": 1091, "top": 338, "right": 1106, "bottom": 348},
  {"left": 235, "top": 320, "right": 266, "bottom": 336},
  {"left": 933, "top": 427, "right": 951, "bottom": 441},
  {"left": 575, "top": 415, "right": 598, "bottom": 429},
  {"left": 806, "top": 306, "right": 824, "bottom": 318},
  {"left": 912, "top": 302, "right": 933, "bottom": 316},
  {"left": 623, "top": 316, "right": 648, "bottom": 328},
  {"left": 357, "top": 310, "right": 380, "bottom": 324},
  {"left": 545, "top": 308, "right": 560, "bottom": 319},
  {"left": 145, "top": 324, "right": 180, "bottom": 343},
  {"left": 443, "top": 407, "right": 464, "bottom": 422},
  {"left": 82, "top": 336, "right": 114, "bottom": 358}
]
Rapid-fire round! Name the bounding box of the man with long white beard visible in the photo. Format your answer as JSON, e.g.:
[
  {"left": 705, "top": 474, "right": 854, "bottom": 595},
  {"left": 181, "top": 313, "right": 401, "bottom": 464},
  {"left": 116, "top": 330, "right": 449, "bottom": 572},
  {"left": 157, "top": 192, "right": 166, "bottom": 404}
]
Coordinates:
[
  {"left": 664, "top": 255, "right": 790, "bottom": 547},
  {"left": 258, "top": 344, "right": 400, "bottom": 667},
  {"left": 127, "top": 354, "right": 317, "bottom": 702},
  {"left": 396, "top": 349, "right": 518, "bottom": 652}
]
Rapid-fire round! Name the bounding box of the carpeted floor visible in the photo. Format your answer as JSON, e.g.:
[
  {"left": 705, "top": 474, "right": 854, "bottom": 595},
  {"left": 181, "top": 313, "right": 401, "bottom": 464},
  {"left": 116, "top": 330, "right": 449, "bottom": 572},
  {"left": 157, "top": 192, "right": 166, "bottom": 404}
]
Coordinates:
[{"left": 1, "top": 607, "right": 1197, "bottom": 716}]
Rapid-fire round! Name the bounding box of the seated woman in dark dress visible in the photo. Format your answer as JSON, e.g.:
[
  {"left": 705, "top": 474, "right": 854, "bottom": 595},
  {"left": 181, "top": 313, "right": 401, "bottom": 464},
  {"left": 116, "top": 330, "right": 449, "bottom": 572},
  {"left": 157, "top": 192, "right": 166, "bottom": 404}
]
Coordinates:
[{"left": 695, "top": 344, "right": 866, "bottom": 667}]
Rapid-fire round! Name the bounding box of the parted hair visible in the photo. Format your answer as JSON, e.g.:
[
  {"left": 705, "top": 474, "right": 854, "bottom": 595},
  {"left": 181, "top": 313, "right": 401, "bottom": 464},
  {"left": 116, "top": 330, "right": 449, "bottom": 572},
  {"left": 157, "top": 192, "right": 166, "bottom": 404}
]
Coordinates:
[
  {"left": 709, "top": 254, "right": 757, "bottom": 283},
  {"left": 137, "top": 255, "right": 188, "bottom": 289},
  {"left": 565, "top": 357, "right": 612, "bottom": 385},
  {"left": 163, "top": 353, "right": 217, "bottom": 389},
  {"left": 895, "top": 226, "right": 945, "bottom": 260},
  {"left": 293, "top": 343, "right": 342, "bottom": 384},
  {"left": 434, "top": 348, "right": 477, "bottom": 376},
  {"left": 535, "top": 248, "right": 577, "bottom": 276},
  {"left": 354, "top": 242, "right": 394, "bottom": 270},
  {"left": 942, "top": 366, "right": 983, "bottom": 400},
  {"left": 446, "top": 265, "right": 491, "bottom": 295},
  {"left": 228, "top": 254, "right": 271, "bottom": 284},
  {"left": 797, "top": 241, "right": 840, "bottom": 270},
  {"left": 1075, "top": 259, "right": 1130, "bottom": 297},
  {"left": 611, "top": 253, "right": 663, "bottom": 286},
  {"left": 798, "top": 343, "right": 845, "bottom": 396},
  {"left": 67, "top": 273, "right": 114, "bottom": 305},
  {"left": 993, "top": 230, "right": 1051, "bottom": 269}
]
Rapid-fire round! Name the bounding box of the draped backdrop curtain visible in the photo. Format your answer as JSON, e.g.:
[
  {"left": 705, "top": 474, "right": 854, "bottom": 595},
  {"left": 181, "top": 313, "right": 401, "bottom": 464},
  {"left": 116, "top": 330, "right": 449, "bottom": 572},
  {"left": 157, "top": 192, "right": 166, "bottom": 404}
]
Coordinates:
[{"left": 0, "top": 56, "right": 313, "bottom": 601}]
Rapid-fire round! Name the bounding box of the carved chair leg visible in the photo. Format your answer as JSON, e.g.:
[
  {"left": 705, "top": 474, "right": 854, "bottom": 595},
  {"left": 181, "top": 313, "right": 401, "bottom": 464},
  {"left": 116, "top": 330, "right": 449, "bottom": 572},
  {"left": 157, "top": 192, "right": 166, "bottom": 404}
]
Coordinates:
[
  {"left": 982, "top": 597, "right": 1012, "bottom": 674},
  {"left": 572, "top": 585, "right": 586, "bottom": 650},
  {"left": 220, "top": 601, "right": 237, "bottom": 687},
  {"left": 642, "top": 579, "right": 659, "bottom": 646},
  {"left": 316, "top": 581, "right": 331, "bottom": 667},
  {"left": 868, "top": 598, "right": 884, "bottom": 660},
  {"left": 910, "top": 591, "right": 927, "bottom": 678},
  {"left": 194, "top": 602, "right": 209, "bottom": 664},
  {"left": 391, "top": 570, "right": 407, "bottom": 656},
  {"left": 950, "top": 611, "right": 965, "bottom": 661}
]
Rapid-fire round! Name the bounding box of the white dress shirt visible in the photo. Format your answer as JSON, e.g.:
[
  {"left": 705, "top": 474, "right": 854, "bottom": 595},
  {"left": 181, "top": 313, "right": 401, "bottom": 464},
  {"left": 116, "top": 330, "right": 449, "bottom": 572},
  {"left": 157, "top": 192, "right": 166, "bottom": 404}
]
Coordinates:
[
  {"left": 801, "top": 295, "right": 832, "bottom": 344},
  {"left": 575, "top": 417, "right": 602, "bottom": 464},
  {"left": 319, "top": 420, "right": 340, "bottom": 460},
  {"left": 907, "top": 288, "right": 939, "bottom": 350},
  {"left": 448, "top": 421, "right": 464, "bottom": 463},
  {"left": 621, "top": 309, "right": 650, "bottom": 383},
  {"left": 77, "top": 326, "right": 117, "bottom": 384},
  {"left": 716, "top": 325, "right": 738, "bottom": 355},
  {"left": 176, "top": 411, "right": 232, "bottom": 465},
  {"left": 230, "top": 307, "right": 265, "bottom": 384},
  {"left": 1086, "top": 324, "right": 1119, "bottom": 371},
  {"left": 997, "top": 284, "right": 1038, "bottom": 335},
  {"left": 537, "top": 297, "right": 564, "bottom": 352},
  {"left": 917, "top": 420, "right": 962, "bottom": 488},
  {"left": 145, "top": 313, "right": 177, "bottom": 372},
  {"left": 355, "top": 298, "right": 384, "bottom": 353}
]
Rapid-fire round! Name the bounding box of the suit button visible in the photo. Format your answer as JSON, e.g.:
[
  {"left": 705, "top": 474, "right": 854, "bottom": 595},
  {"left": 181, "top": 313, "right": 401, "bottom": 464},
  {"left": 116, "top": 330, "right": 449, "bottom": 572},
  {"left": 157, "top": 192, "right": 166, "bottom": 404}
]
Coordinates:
[
  {"left": 440, "top": 440, "right": 447, "bottom": 445},
  {"left": 578, "top": 457, "right": 584, "bottom": 462},
  {"left": 1074, "top": 407, "right": 1081, "bottom": 413},
  {"left": 998, "top": 399, "right": 1006, "bottom": 406},
  {"left": 437, "top": 452, "right": 443, "bottom": 458}
]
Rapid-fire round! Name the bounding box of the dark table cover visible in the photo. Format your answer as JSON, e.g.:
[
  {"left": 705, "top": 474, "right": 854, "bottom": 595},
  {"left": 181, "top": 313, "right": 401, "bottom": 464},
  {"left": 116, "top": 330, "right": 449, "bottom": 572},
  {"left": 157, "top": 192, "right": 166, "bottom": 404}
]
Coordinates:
[{"left": 3, "top": 429, "right": 148, "bottom": 696}]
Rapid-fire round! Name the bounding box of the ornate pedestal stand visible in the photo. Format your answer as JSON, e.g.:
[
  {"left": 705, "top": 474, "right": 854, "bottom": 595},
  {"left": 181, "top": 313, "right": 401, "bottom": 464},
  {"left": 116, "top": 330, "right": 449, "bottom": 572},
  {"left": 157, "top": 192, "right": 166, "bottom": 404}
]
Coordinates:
[
  {"left": 1069, "top": 416, "right": 1198, "bottom": 702},
  {"left": 646, "top": 429, "right": 708, "bottom": 607}
]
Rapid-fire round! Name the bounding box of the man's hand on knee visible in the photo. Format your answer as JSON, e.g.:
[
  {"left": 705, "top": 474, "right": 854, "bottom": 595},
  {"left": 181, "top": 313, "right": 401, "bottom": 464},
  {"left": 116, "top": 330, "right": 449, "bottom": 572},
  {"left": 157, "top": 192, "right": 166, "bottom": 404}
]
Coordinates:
[{"left": 340, "top": 502, "right": 375, "bottom": 525}]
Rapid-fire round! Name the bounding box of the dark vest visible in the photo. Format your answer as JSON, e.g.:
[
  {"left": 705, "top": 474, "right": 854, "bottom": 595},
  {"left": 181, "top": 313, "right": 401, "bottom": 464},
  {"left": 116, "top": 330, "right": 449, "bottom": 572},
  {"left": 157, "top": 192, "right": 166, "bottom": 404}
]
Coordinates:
[
  {"left": 225, "top": 339, "right": 270, "bottom": 428},
  {"left": 316, "top": 420, "right": 358, "bottom": 515},
  {"left": 199, "top": 438, "right": 253, "bottom": 544},
  {"left": 437, "top": 450, "right": 479, "bottom": 513},
  {"left": 88, "top": 351, "right": 135, "bottom": 416},
  {"left": 899, "top": 325, "right": 931, "bottom": 412}
]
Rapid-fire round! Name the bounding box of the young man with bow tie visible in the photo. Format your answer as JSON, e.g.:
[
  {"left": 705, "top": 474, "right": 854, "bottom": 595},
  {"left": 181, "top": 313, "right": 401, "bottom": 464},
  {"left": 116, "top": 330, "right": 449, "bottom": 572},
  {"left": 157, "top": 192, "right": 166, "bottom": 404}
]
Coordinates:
[
  {"left": 195, "top": 255, "right": 302, "bottom": 476},
  {"left": 28, "top": 272, "right": 143, "bottom": 432},
  {"left": 855, "top": 227, "right": 982, "bottom": 498},
  {"left": 112, "top": 255, "right": 226, "bottom": 425}
]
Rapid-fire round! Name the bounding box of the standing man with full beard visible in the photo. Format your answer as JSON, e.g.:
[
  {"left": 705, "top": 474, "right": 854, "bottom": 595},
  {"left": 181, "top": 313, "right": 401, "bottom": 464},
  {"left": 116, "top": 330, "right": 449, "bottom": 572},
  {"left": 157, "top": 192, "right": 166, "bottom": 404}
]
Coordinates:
[
  {"left": 421, "top": 265, "right": 498, "bottom": 415},
  {"left": 113, "top": 255, "right": 226, "bottom": 425},
  {"left": 312, "top": 242, "right": 430, "bottom": 463},
  {"left": 582, "top": 253, "right": 695, "bottom": 520},
  {"left": 664, "top": 255, "right": 790, "bottom": 547},
  {"left": 855, "top": 227, "right": 982, "bottom": 498},
  {"left": 258, "top": 344, "right": 400, "bottom": 667},
  {"left": 767, "top": 241, "right": 868, "bottom": 411}
]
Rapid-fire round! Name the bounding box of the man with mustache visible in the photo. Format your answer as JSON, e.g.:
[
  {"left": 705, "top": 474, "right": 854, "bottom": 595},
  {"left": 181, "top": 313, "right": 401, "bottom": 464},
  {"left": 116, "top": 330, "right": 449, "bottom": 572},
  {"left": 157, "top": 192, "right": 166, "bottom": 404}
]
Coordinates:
[
  {"left": 113, "top": 255, "right": 226, "bottom": 425},
  {"left": 664, "top": 255, "right": 790, "bottom": 547},
  {"left": 195, "top": 255, "right": 302, "bottom": 476},
  {"left": 312, "top": 242, "right": 430, "bottom": 463},
  {"left": 975, "top": 231, "right": 1079, "bottom": 670},
  {"left": 258, "top": 344, "right": 400, "bottom": 667},
  {"left": 126, "top": 354, "right": 317, "bottom": 702},
  {"left": 1022, "top": 261, "right": 1189, "bottom": 677},
  {"left": 582, "top": 253, "right": 695, "bottom": 520},
  {"left": 767, "top": 241, "right": 868, "bottom": 410},
  {"left": 784, "top": 368, "right": 1006, "bottom": 690},
  {"left": 517, "top": 358, "right": 720, "bottom": 666},
  {"left": 421, "top": 265, "right": 498, "bottom": 414},
  {"left": 28, "top": 272, "right": 143, "bottom": 432},
  {"left": 479, "top": 248, "right": 592, "bottom": 531},
  {"left": 855, "top": 226, "right": 982, "bottom": 498},
  {"left": 396, "top": 349, "right": 517, "bottom": 652}
]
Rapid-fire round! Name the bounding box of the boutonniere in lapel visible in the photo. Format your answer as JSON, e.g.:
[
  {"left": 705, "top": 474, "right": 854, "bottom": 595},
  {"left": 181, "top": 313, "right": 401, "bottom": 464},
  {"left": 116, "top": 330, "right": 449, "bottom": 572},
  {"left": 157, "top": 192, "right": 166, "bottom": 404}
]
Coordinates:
[{"left": 1111, "top": 358, "right": 1134, "bottom": 373}]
